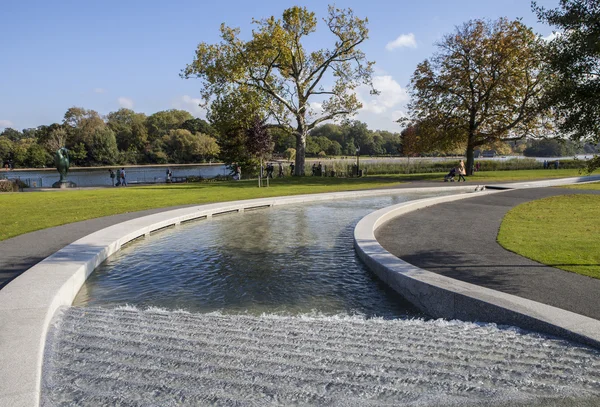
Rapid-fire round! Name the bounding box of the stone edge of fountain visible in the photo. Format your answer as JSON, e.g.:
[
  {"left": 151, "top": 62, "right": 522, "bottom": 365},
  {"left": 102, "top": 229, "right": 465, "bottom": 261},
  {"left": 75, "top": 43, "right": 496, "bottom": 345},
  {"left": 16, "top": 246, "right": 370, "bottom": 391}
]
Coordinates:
[
  {"left": 354, "top": 175, "right": 600, "bottom": 354},
  {"left": 0, "top": 185, "right": 479, "bottom": 407}
]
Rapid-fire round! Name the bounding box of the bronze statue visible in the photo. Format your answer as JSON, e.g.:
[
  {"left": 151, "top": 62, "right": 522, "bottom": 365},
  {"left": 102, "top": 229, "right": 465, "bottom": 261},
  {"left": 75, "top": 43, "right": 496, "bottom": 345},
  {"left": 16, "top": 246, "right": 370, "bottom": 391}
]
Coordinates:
[
  {"left": 52, "top": 147, "right": 76, "bottom": 188},
  {"left": 54, "top": 147, "right": 70, "bottom": 182}
]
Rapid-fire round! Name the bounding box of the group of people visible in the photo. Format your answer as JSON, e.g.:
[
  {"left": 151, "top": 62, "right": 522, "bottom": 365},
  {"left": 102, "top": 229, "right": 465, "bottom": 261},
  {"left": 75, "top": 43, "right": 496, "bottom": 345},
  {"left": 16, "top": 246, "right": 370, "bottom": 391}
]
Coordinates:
[
  {"left": 263, "top": 162, "right": 285, "bottom": 179},
  {"left": 109, "top": 168, "right": 128, "bottom": 186},
  {"left": 543, "top": 160, "right": 560, "bottom": 169},
  {"left": 311, "top": 162, "right": 323, "bottom": 176}
]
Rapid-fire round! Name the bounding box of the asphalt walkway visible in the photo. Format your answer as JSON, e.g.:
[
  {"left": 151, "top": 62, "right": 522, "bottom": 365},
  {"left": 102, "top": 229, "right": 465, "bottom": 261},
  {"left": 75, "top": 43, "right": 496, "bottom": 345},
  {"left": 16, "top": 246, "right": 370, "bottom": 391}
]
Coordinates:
[{"left": 376, "top": 187, "right": 600, "bottom": 320}]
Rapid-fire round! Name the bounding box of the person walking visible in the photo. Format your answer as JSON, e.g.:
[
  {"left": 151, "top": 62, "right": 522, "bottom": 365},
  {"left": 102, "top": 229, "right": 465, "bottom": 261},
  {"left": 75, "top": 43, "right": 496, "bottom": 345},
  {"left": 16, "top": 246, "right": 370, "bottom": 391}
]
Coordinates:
[
  {"left": 278, "top": 162, "right": 284, "bottom": 178},
  {"left": 115, "top": 168, "right": 121, "bottom": 186},
  {"left": 120, "top": 167, "right": 127, "bottom": 186},
  {"left": 457, "top": 160, "right": 466, "bottom": 182},
  {"left": 109, "top": 169, "right": 116, "bottom": 186}
]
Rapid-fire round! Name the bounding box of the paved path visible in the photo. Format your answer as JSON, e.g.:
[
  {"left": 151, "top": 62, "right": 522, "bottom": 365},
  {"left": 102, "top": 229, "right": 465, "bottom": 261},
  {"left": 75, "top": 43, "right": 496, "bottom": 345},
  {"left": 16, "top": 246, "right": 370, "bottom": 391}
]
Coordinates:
[{"left": 376, "top": 187, "right": 600, "bottom": 320}]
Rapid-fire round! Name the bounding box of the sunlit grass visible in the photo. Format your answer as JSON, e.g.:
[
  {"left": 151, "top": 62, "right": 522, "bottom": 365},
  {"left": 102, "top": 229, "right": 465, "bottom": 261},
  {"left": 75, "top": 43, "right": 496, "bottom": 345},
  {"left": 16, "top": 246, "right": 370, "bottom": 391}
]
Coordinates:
[
  {"left": 0, "top": 176, "right": 403, "bottom": 241},
  {"left": 560, "top": 181, "right": 600, "bottom": 190},
  {"left": 498, "top": 195, "right": 600, "bottom": 279},
  {"left": 1, "top": 168, "right": 597, "bottom": 241}
]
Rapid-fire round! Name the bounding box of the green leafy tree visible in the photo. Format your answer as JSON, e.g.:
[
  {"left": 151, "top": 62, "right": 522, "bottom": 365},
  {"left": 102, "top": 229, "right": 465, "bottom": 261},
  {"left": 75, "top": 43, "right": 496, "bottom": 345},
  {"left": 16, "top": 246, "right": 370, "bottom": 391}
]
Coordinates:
[
  {"left": 533, "top": 0, "right": 600, "bottom": 172},
  {"left": 63, "top": 107, "right": 105, "bottom": 146},
  {"left": 0, "top": 128, "right": 24, "bottom": 142},
  {"left": 183, "top": 5, "right": 376, "bottom": 175},
  {"left": 163, "top": 129, "right": 220, "bottom": 163},
  {"left": 26, "top": 144, "right": 51, "bottom": 168},
  {"left": 0, "top": 137, "right": 13, "bottom": 164},
  {"left": 106, "top": 108, "right": 148, "bottom": 152},
  {"left": 69, "top": 143, "right": 88, "bottom": 166},
  {"left": 180, "top": 118, "right": 218, "bottom": 139},
  {"left": 208, "top": 88, "right": 267, "bottom": 171},
  {"left": 12, "top": 139, "right": 33, "bottom": 167},
  {"left": 405, "top": 18, "right": 550, "bottom": 175},
  {"left": 146, "top": 110, "right": 193, "bottom": 142},
  {"left": 88, "top": 127, "right": 118, "bottom": 165}
]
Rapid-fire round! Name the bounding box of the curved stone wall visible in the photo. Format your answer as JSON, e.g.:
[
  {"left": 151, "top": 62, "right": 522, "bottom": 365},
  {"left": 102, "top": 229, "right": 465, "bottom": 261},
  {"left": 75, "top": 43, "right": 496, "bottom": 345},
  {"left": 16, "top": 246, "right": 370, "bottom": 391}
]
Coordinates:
[{"left": 353, "top": 180, "right": 600, "bottom": 352}]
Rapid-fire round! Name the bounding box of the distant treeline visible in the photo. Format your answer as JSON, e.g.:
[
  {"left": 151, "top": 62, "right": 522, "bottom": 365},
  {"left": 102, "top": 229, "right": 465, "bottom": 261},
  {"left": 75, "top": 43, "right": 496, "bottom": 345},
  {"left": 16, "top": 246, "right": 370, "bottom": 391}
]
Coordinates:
[{"left": 0, "top": 106, "right": 597, "bottom": 169}]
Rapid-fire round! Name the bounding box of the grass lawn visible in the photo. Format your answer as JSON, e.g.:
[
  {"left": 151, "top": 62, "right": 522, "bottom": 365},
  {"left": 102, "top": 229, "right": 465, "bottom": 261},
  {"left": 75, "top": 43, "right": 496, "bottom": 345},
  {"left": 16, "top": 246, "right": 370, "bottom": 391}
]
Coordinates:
[
  {"left": 0, "top": 168, "right": 596, "bottom": 241},
  {"left": 560, "top": 181, "right": 600, "bottom": 190},
  {"left": 0, "top": 176, "right": 404, "bottom": 241},
  {"left": 497, "top": 194, "right": 600, "bottom": 279}
]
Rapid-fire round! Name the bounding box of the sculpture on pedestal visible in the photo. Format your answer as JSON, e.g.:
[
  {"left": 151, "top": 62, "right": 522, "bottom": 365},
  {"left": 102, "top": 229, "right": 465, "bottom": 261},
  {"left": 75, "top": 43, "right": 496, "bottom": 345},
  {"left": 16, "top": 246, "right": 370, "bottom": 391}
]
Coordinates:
[{"left": 52, "top": 147, "right": 77, "bottom": 188}]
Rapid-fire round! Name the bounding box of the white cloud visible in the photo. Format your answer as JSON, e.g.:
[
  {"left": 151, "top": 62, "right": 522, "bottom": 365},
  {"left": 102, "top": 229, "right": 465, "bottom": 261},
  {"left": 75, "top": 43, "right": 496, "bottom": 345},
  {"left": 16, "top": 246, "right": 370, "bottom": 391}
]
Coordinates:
[
  {"left": 94, "top": 88, "right": 106, "bottom": 94},
  {"left": 357, "top": 75, "right": 409, "bottom": 114},
  {"left": 173, "top": 95, "right": 207, "bottom": 118},
  {"left": 351, "top": 75, "right": 410, "bottom": 132},
  {"left": 0, "top": 120, "right": 14, "bottom": 129},
  {"left": 118, "top": 97, "right": 134, "bottom": 109},
  {"left": 543, "top": 31, "right": 561, "bottom": 42},
  {"left": 385, "top": 33, "right": 417, "bottom": 51}
]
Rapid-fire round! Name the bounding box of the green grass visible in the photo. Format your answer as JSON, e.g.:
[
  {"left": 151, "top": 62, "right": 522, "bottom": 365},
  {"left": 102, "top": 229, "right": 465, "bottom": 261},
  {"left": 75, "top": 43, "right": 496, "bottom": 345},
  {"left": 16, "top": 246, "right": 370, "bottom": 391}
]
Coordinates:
[
  {"left": 0, "top": 168, "right": 596, "bottom": 242},
  {"left": 560, "top": 181, "right": 600, "bottom": 190},
  {"left": 498, "top": 195, "right": 600, "bottom": 279},
  {"left": 0, "top": 176, "right": 403, "bottom": 241}
]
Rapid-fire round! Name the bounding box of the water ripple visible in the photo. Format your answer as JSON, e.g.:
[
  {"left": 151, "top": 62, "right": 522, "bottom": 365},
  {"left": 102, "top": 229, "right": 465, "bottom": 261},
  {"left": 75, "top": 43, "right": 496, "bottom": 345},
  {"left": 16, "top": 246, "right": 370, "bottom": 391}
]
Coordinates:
[{"left": 42, "top": 307, "right": 600, "bottom": 406}]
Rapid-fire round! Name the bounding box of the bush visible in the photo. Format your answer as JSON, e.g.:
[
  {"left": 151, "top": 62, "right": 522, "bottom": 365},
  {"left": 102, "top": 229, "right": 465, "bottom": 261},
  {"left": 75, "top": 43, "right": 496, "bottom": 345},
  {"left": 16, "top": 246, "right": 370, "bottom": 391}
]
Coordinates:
[{"left": 0, "top": 180, "right": 18, "bottom": 192}]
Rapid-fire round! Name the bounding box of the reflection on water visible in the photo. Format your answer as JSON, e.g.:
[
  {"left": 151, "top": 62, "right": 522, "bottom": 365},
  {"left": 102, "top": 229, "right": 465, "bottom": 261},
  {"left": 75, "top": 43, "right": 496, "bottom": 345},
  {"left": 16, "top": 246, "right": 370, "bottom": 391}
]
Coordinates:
[{"left": 74, "top": 192, "right": 448, "bottom": 317}]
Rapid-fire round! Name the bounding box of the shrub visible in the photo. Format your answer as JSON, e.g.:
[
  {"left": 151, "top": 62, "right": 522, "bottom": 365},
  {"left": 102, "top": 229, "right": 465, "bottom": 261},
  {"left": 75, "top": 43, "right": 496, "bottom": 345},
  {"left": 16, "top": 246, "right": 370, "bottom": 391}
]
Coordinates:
[{"left": 0, "top": 180, "right": 18, "bottom": 192}]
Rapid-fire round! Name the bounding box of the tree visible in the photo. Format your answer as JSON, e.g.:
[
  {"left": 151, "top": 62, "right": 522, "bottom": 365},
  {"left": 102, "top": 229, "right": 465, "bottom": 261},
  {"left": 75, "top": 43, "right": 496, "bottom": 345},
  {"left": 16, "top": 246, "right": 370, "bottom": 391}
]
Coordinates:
[
  {"left": 246, "top": 116, "right": 273, "bottom": 186},
  {"left": 146, "top": 110, "right": 193, "bottom": 142},
  {"left": 0, "top": 137, "right": 13, "bottom": 164},
  {"left": 0, "top": 128, "right": 24, "bottom": 142},
  {"left": 45, "top": 127, "right": 68, "bottom": 152},
  {"left": 180, "top": 118, "right": 218, "bottom": 139},
  {"left": 106, "top": 108, "right": 148, "bottom": 152},
  {"left": 26, "top": 144, "right": 51, "bottom": 168},
  {"left": 88, "top": 127, "right": 118, "bottom": 165},
  {"left": 182, "top": 5, "right": 376, "bottom": 176},
  {"left": 405, "top": 18, "right": 549, "bottom": 175},
  {"left": 163, "top": 129, "right": 220, "bottom": 163},
  {"left": 533, "top": 0, "right": 600, "bottom": 171}
]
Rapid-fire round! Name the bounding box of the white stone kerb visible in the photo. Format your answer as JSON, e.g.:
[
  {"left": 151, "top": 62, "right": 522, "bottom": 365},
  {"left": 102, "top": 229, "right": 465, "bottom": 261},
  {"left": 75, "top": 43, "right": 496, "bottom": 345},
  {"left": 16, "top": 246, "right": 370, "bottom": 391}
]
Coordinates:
[{"left": 353, "top": 180, "right": 600, "bottom": 351}]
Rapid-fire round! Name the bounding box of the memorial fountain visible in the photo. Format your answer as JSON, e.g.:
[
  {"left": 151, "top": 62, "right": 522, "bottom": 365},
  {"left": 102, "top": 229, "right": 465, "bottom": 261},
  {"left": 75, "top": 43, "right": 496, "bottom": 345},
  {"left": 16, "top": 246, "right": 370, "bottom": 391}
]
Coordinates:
[{"left": 41, "top": 192, "right": 600, "bottom": 406}]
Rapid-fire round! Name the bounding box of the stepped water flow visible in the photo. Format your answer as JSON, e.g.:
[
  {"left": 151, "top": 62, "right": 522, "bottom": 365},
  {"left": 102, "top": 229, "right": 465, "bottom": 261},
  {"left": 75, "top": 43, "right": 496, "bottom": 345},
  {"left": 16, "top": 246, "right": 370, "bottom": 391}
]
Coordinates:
[
  {"left": 42, "top": 191, "right": 600, "bottom": 405},
  {"left": 43, "top": 307, "right": 600, "bottom": 406}
]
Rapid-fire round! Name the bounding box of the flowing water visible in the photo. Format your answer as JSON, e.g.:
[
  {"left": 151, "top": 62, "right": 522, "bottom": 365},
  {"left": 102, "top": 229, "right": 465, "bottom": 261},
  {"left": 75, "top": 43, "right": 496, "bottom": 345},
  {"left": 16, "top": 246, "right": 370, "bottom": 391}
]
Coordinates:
[{"left": 42, "top": 191, "right": 600, "bottom": 406}]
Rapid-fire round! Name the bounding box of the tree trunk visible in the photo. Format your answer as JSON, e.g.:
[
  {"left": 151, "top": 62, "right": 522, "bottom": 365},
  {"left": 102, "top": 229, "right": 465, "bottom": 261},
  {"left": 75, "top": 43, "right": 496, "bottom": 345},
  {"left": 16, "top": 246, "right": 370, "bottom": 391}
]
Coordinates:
[
  {"left": 466, "top": 143, "right": 475, "bottom": 176},
  {"left": 294, "top": 122, "right": 307, "bottom": 176}
]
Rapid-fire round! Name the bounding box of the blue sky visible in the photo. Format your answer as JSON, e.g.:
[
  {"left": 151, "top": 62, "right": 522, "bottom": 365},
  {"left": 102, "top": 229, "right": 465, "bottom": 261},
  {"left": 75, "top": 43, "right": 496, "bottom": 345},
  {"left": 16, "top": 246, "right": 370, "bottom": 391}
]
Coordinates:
[{"left": 0, "top": 0, "right": 559, "bottom": 133}]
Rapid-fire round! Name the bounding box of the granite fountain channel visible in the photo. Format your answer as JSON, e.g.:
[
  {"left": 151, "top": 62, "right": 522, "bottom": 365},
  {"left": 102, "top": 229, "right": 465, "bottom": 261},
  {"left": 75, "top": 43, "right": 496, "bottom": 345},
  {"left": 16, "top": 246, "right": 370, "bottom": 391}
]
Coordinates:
[{"left": 38, "top": 190, "right": 600, "bottom": 406}]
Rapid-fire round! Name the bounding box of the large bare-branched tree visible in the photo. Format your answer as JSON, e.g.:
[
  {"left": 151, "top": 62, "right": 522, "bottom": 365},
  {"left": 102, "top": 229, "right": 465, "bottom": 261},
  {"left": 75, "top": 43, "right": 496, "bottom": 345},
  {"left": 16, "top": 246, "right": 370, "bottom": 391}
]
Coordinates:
[
  {"left": 405, "top": 18, "right": 550, "bottom": 174},
  {"left": 182, "top": 5, "right": 376, "bottom": 175}
]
